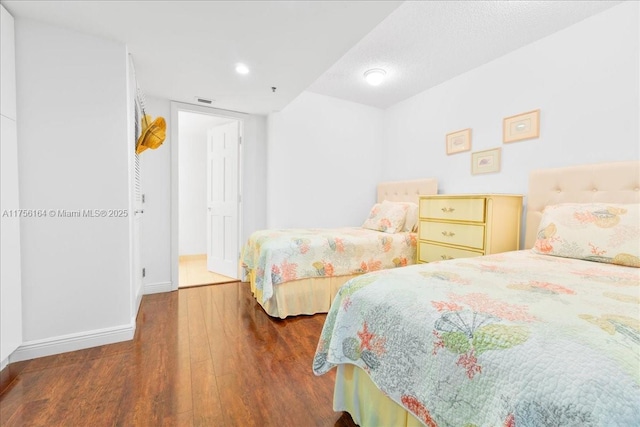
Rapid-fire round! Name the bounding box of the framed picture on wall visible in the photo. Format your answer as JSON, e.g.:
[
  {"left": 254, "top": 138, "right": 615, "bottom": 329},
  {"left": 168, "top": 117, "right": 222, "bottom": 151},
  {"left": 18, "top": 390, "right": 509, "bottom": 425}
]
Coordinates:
[
  {"left": 471, "top": 147, "right": 501, "bottom": 174},
  {"left": 503, "top": 109, "right": 540, "bottom": 143},
  {"left": 446, "top": 128, "right": 471, "bottom": 155}
]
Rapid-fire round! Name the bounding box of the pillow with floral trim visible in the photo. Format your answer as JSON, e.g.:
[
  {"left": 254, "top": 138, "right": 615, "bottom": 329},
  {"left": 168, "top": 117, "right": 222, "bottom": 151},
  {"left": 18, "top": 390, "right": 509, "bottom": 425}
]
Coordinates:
[
  {"left": 381, "top": 201, "right": 419, "bottom": 232},
  {"left": 403, "top": 202, "right": 419, "bottom": 232},
  {"left": 532, "top": 203, "right": 640, "bottom": 267},
  {"left": 362, "top": 201, "right": 408, "bottom": 234}
]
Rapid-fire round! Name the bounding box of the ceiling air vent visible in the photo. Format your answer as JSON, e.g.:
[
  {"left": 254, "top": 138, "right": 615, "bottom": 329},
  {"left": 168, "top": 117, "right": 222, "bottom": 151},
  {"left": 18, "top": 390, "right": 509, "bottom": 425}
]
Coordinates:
[{"left": 194, "top": 96, "right": 214, "bottom": 105}]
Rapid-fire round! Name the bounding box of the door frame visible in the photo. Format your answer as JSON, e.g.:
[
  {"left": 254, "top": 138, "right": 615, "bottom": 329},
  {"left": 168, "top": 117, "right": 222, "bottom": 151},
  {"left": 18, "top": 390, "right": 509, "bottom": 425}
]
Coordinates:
[{"left": 170, "top": 101, "right": 246, "bottom": 291}]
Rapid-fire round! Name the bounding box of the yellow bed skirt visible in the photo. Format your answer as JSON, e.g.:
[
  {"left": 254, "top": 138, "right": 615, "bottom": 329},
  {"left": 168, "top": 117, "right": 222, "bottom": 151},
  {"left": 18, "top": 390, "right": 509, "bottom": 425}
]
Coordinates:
[
  {"left": 334, "top": 364, "right": 422, "bottom": 427},
  {"left": 248, "top": 270, "right": 361, "bottom": 318}
]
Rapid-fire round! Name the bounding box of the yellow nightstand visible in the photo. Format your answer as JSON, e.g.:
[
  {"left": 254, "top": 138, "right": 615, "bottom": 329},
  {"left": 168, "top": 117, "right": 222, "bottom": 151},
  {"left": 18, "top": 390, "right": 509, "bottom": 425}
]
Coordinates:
[{"left": 417, "top": 194, "right": 523, "bottom": 263}]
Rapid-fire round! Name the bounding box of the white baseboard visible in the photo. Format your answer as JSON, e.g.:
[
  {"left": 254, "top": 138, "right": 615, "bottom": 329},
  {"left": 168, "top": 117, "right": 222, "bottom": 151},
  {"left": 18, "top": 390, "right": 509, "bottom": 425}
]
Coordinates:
[
  {"left": 132, "top": 289, "right": 143, "bottom": 327},
  {"left": 8, "top": 284, "right": 172, "bottom": 364},
  {"left": 144, "top": 281, "right": 173, "bottom": 295},
  {"left": 135, "top": 285, "right": 143, "bottom": 314},
  {"left": 9, "top": 323, "right": 135, "bottom": 363}
]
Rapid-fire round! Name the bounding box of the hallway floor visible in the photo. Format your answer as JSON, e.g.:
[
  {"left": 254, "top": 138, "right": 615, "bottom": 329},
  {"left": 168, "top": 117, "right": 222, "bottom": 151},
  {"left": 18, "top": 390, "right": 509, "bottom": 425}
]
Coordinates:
[{"left": 179, "top": 254, "right": 239, "bottom": 288}]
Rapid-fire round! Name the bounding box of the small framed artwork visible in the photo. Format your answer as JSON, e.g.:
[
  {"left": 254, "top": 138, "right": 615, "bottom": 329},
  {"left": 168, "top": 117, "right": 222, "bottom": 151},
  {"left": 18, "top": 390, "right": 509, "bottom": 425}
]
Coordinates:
[
  {"left": 446, "top": 128, "right": 471, "bottom": 155},
  {"left": 471, "top": 147, "right": 501, "bottom": 175},
  {"left": 503, "top": 109, "right": 540, "bottom": 143}
]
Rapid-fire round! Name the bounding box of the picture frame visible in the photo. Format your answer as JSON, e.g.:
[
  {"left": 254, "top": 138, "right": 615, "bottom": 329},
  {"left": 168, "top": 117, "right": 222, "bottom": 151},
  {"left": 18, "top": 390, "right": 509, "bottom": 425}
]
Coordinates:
[
  {"left": 471, "top": 147, "right": 501, "bottom": 175},
  {"left": 446, "top": 128, "right": 471, "bottom": 155},
  {"left": 503, "top": 109, "right": 540, "bottom": 143}
]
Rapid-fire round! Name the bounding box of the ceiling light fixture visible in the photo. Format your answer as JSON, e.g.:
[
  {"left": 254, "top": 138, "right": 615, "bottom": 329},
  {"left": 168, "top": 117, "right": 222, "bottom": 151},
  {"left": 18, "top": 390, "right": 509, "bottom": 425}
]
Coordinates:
[
  {"left": 235, "top": 63, "right": 250, "bottom": 75},
  {"left": 364, "top": 68, "right": 386, "bottom": 86}
]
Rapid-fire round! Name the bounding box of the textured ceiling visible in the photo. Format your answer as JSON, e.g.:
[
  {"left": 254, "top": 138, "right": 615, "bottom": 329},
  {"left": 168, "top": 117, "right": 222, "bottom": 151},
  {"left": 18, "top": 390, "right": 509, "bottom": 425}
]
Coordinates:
[
  {"left": 307, "top": 0, "right": 624, "bottom": 109},
  {"left": 2, "top": 0, "right": 401, "bottom": 115},
  {"left": 2, "top": 1, "right": 624, "bottom": 114}
]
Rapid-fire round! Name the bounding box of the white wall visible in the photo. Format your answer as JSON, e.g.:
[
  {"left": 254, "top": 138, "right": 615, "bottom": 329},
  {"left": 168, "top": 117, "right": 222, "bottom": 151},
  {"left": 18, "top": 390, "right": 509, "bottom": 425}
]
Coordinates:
[
  {"left": 14, "top": 18, "right": 133, "bottom": 359},
  {"left": 1, "top": 4, "right": 23, "bottom": 367},
  {"left": 266, "top": 91, "right": 385, "bottom": 228},
  {"left": 382, "top": 1, "right": 639, "bottom": 197},
  {"left": 241, "top": 113, "right": 268, "bottom": 239},
  {"left": 178, "top": 111, "right": 233, "bottom": 255}
]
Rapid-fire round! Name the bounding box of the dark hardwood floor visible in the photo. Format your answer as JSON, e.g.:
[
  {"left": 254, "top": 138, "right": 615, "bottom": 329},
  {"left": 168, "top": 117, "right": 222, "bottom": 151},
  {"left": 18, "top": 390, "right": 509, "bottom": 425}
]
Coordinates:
[{"left": 0, "top": 282, "right": 358, "bottom": 426}]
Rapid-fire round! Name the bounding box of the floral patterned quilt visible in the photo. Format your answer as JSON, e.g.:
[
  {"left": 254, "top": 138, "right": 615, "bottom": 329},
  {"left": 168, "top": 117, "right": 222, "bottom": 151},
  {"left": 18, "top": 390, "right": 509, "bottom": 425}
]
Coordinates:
[
  {"left": 241, "top": 227, "right": 417, "bottom": 303},
  {"left": 313, "top": 250, "right": 640, "bottom": 426}
]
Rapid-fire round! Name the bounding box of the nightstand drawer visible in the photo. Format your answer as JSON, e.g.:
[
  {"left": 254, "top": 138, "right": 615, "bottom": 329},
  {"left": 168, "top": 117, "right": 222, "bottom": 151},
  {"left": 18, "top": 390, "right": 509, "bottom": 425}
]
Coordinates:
[
  {"left": 419, "top": 221, "right": 485, "bottom": 250},
  {"left": 419, "top": 242, "right": 482, "bottom": 263},
  {"left": 419, "top": 197, "right": 486, "bottom": 222}
]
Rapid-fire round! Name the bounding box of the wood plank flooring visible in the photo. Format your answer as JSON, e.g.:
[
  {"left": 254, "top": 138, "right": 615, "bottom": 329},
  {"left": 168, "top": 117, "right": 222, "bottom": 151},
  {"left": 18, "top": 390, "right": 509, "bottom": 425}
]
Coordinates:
[
  {"left": 179, "top": 254, "right": 240, "bottom": 288},
  {"left": 0, "top": 282, "right": 358, "bottom": 427}
]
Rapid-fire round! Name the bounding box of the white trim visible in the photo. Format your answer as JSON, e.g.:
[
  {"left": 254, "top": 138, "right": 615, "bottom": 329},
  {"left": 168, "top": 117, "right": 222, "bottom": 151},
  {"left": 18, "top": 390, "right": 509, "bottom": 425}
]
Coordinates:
[
  {"left": 134, "top": 284, "right": 143, "bottom": 313},
  {"left": 170, "top": 101, "right": 247, "bottom": 292},
  {"left": 9, "top": 323, "right": 135, "bottom": 363},
  {"left": 126, "top": 50, "right": 141, "bottom": 330},
  {"left": 1, "top": 357, "right": 8, "bottom": 372},
  {"left": 144, "top": 281, "right": 173, "bottom": 295}
]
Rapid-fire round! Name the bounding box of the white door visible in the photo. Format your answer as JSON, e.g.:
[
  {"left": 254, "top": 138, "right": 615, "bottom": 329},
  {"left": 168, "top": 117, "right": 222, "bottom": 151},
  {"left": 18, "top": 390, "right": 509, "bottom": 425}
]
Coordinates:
[{"left": 207, "top": 121, "right": 240, "bottom": 278}]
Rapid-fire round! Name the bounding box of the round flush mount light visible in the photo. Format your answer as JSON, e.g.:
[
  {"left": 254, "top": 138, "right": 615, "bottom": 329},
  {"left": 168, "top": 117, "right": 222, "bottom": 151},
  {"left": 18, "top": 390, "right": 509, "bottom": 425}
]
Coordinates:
[
  {"left": 235, "top": 63, "right": 250, "bottom": 75},
  {"left": 364, "top": 68, "right": 386, "bottom": 86}
]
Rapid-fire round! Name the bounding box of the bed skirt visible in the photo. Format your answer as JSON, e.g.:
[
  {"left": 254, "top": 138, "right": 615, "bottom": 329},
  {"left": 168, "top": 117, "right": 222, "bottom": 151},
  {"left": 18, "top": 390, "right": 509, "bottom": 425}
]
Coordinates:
[
  {"left": 334, "top": 364, "right": 421, "bottom": 427},
  {"left": 248, "top": 270, "right": 361, "bottom": 318}
]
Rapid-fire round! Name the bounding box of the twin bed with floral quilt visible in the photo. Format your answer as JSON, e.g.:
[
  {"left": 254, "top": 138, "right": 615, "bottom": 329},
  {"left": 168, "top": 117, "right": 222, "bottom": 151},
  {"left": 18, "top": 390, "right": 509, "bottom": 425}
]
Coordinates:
[
  {"left": 241, "top": 178, "right": 438, "bottom": 318},
  {"left": 313, "top": 161, "right": 640, "bottom": 427}
]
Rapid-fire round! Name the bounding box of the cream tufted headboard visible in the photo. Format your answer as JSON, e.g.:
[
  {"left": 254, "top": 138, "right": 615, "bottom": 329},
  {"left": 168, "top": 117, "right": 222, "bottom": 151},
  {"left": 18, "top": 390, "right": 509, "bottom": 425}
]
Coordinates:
[
  {"left": 525, "top": 161, "right": 640, "bottom": 248},
  {"left": 377, "top": 178, "right": 438, "bottom": 204}
]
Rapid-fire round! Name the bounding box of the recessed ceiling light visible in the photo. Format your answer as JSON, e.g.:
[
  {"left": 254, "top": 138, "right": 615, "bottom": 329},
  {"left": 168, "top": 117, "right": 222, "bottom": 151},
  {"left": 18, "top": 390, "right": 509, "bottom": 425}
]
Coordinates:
[
  {"left": 235, "top": 63, "right": 250, "bottom": 75},
  {"left": 364, "top": 68, "right": 386, "bottom": 86}
]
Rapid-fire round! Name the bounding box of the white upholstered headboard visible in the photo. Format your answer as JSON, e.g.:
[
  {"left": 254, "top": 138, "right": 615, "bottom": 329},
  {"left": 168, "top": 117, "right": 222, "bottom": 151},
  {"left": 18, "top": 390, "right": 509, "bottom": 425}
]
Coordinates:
[
  {"left": 525, "top": 161, "right": 640, "bottom": 248},
  {"left": 377, "top": 178, "right": 438, "bottom": 204}
]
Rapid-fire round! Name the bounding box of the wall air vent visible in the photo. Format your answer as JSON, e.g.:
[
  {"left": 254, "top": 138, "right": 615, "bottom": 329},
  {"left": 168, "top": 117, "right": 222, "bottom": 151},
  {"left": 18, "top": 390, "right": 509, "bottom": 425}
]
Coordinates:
[{"left": 194, "top": 96, "right": 214, "bottom": 105}]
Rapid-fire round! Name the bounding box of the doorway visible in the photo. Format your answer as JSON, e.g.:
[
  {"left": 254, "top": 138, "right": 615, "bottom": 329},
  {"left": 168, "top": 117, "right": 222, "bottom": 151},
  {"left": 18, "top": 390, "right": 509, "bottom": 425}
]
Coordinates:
[{"left": 171, "top": 103, "right": 245, "bottom": 289}]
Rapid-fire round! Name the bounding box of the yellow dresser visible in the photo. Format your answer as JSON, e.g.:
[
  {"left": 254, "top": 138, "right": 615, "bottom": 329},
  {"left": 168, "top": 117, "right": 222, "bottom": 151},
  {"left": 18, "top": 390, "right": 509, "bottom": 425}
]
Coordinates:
[{"left": 417, "top": 194, "right": 523, "bottom": 263}]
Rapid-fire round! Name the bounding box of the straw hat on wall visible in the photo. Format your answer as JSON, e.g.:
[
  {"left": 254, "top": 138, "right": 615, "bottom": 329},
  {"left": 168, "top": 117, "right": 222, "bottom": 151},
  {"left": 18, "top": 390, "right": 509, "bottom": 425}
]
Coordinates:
[{"left": 136, "top": 114, "right": 166, "bottom": 154}]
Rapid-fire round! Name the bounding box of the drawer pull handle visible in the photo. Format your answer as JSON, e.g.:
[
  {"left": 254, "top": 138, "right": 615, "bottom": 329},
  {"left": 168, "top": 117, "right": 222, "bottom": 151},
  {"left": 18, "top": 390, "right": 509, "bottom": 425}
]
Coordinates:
[
  {"left": 441, "top": 231, "right": 455, "bottom": 237},
  {"left": 441, "top": 207, "right": 455, "bottom": 213},
  {"left": 441, "top": 255, "right": 453, "bottom": 260}
]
